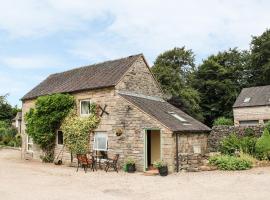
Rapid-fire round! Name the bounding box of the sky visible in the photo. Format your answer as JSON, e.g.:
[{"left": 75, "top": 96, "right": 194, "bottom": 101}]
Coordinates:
[{"left": 0, "top": 0, "right": 269, "bottom": 107}]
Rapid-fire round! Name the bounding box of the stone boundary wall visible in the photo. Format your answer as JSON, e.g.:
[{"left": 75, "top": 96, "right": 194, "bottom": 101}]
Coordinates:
[
  {"left": 208, "top": 125, "right": 265, "bottom": 152},
  {"left": 177, "top": 153, "right": 207, "bottom": 172}
]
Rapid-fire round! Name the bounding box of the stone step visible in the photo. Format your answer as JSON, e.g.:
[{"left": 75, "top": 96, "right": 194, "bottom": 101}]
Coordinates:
[{"left": 143, "top": 169, "right": 159, "bottom": 176}]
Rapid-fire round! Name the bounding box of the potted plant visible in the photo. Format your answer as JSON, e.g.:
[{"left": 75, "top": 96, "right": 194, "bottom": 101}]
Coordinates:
[
  {"left": 153, "top": 160, "right": 168, "bottom": 176},
  {"left": 124, "top": 158, "right": 136, "bottom": 173}
]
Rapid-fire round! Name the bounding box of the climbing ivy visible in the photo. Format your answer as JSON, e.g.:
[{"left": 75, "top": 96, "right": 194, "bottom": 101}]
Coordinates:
[
  {"left": 61, "top": 103, "right": 100, "bottom": 155},
  {"left": 25, "top": 94, "right": 75, "bottom": 162}
]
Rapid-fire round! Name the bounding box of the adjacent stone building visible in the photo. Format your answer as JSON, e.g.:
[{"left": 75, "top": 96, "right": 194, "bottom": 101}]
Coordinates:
[
  {"left": 21, "top": 54, "right": 210, "bottom": 173},
  {"left": 233, "top": 85, "right": 270, "bottom": 126}
]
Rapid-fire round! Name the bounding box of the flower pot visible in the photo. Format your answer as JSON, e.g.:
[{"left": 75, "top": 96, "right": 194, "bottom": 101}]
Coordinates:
[
  {"left": 158, "top": 166, "right": 168, "bottom": 176},
  {"left": 127, "top": 164, "right": 136, "bottom": 173}
]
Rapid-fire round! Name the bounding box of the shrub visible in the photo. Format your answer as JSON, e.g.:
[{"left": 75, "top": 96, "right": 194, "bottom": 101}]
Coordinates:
[
  {"left": 219, "top": 133, "right": 240, "bottom": 155},
  {"left": 255, "top": 128, "right": 270, "bottom": 160},
  {"left": 219, "top": 133, "right": 257, "bottom": 156},
  {"left": 265, "top": 122, "right": 270, "bottom": 132},
  {"left": 153, "top": 160, "right": 167, "bottom": 168},
  {"left": 213, "top": 117, "right": 233, "bottom": 126},
  {"left": 209, "top": 155, "right": 252, "bottom": 170},
  {"left": 244, "top": 128, "right": 255, "bottom": 137},
  {"left": 25, "top": 94, "right": 75, "bottom": 162}
]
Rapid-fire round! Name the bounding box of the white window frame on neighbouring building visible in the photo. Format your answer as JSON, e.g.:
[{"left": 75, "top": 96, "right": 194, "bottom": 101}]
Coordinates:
[
  {"left": 239, "top": 120, "right": 259, "bottom": 126},
  {"left": 80, "top": 99, "right": 91, "bottom": 116},
  {"left": 93, "top": 132, "right": 108, "bottom": 151},
  {"left": 27, "top": 135, "right": 33, "bottom": 152}
]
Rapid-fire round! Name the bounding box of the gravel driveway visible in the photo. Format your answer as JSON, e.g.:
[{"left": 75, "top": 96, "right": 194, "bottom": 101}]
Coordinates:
[{"left": 1, "top": 148, "right": 270, "bottom": 200}]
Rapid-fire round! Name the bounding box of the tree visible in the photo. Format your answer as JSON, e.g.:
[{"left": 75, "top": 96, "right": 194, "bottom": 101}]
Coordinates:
[
  {"left": 151, "top": 47, "right": 203, "bottom": 121},
  {"left": 249, "top": 29, "right": 270, "bottom": 86},
  {"left": 25, "top": 94, "right": 75, "bottom": 162},
  {"left": 0, "top": 94, "right": 13, "bottom": 122},
  {"left": 193, "top": 48, "right": 250, "bottom": 125}
]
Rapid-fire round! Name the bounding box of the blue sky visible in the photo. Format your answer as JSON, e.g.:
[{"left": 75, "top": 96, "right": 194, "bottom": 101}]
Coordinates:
[{"left": 0, "top": 0, "right": 269, "bottom": 107}]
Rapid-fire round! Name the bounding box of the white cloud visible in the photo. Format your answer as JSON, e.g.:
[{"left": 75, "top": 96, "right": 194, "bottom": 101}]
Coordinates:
[{"left": 1, "top": 55, "right": 64, "bottom": 69}]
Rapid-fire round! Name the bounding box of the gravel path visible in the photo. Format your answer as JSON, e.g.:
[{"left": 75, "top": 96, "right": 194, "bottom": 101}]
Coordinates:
[{"left": 1, "top": 148, "right": 270, "bottom": 200}]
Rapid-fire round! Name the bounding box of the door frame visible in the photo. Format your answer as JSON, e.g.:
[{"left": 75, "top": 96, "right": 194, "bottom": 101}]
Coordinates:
[{"left": 143, "top": 128, "right": 161, "bottom": 171}]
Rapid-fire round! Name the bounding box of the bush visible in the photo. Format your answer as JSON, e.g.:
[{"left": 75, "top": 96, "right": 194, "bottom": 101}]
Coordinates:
[
  {"left": 209, "top": 155, "right": 252, "bottom": 170},
  {"left": 265, "top": 122, "right": 270, "bottom": 132},
  {"left": 153, "top": 160, "right": 167, "bottom": 168},
  {"left": 219, "top": 133, "right": 257, "bottom": 156},
  {"left": 213, "top": 117, "right": 233, "bottom": 126},
  {"left": 255, "top": 128, "right": 270, "bottom": 160}
]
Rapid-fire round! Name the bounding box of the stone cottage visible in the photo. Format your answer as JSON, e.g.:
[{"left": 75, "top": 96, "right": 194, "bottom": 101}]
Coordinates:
[
  {"left": 233, "top": 85, "right": 270, "bottom": 126},
  {"left": 21, "top": 54, "right": 210, "bottom": 172}
]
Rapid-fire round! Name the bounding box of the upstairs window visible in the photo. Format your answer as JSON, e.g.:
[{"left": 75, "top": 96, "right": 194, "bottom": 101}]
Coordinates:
[
  {"left": 243, "top": 97, "right": 251, "bottom": 103},
  {"left": 57, "top": 130, "right": 63, "bottom": 145},
  {"left": 80, "top": 99, "right": 91, "bottom": 116},
  {"left": 168, "top": 112, "right": 187, "bottom": 122}
]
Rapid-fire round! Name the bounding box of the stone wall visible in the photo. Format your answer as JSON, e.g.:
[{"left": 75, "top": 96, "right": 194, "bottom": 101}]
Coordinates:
[
  {"left": 116, "top": 56, "right": 163, "bottom": 98},
  {"left": 208, "top": 125, "right": 264, "bottom": 152},
  {"left": 178, "top": 153, "right": 207, "bottom": 172}
]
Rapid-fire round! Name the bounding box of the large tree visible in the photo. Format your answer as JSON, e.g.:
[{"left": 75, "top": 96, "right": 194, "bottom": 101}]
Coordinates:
[
  {"left": 0, "top": 94, "right": 14, "bottom": 122},
  {"left": 151, "top": 47, "right": 203, "bottom": 121},
  {"left": 193, "top": 48, "right": 250, "bottom": 125},
  {"left": 249, "top": 29, "right": 270, "bottom": 86}
]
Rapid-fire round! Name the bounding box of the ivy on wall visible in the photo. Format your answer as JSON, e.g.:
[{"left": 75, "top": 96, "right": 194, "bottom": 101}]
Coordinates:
[
  {"left": 61, "top": 103, "right": 100, "bottom": 155},
  {"left": 25, "top": 94, "right": 75, "bottom": 162}
]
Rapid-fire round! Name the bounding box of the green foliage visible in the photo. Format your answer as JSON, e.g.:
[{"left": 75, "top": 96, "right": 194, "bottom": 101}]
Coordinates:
[
  {"left": 153, "top": 160, "right": 167, "bottom": 168},
  {"left": 255, "top": 129, "right": 270, "bottom": 160},
  {"left": 0, "top": 120, "right": 19, "bottom": 147},
  {"left": 213, "top": 117, "right": 233, "bottom": 126},
  {"left": 219, "top": 133, "right": 257, "bottom": 156},
  {"left": 265, "top": 122, "right": 270, "bottom": 132},
  {"left": 249, "top": 29, "right": 270, "bottom": 86},
  {"left": 61, "top": 107, "right": 100, "bottom": 155},
  {"left": 25, "top": 94, "right": 75, "bottom": 162},
  {"left": 209, "top": 155, "right": 252, "bottom": 170},
  {"left": 123, "top": 157, "right": 136, "bottom": 172},
  {"left": 0, "top": 94, "right": 14, "bottom": 122},
  {"left": 193, "top": 48, "right": 250, "bottom": 125},
  {"left": 151, "top": 47, "right": 203, "bottom": 121}
]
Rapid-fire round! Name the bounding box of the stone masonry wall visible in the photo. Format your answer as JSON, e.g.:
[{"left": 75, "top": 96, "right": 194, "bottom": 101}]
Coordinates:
[
  {"left": 208, "top": 125, "right": 264, "bottom": 152},
  {"left": 116, "top": 56, "right": 163, "bottom": 98}
]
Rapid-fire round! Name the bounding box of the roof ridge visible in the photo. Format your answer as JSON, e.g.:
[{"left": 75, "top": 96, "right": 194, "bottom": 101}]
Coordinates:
[{"left": 51, "top": 53, "right": 143, "bottom": 76}]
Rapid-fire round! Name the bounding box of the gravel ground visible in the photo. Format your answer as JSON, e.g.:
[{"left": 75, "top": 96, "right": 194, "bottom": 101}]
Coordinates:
[{"left": 1, "top": 148, "right": 270, "bottom": 200}]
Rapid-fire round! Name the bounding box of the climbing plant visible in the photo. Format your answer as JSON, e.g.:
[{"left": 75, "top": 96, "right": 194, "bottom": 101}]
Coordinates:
[
  {"left": 61, "top": 103, "right": 100, "bottom": 155},
  {"left": 25, "top": 94, "right": 75, "bottom": 162}
]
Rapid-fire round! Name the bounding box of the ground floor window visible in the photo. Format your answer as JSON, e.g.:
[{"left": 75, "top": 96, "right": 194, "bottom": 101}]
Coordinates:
[
  {"left": 27, "top": 135, "right": 33, "bottom": 152},
  {"left": 57, "top": 130, "right": 63, "bottom": 145},
  {"left": 93, "top": 132, "right": 108, "bottom": 151},
  {"left": 239, "top": 120, "right": 259, "bottom": 126}
]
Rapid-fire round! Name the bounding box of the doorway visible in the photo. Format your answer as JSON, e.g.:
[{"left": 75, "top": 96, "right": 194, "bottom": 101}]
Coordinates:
[{"left": 145, "top": 129, "right": 161, "bottom": 170}]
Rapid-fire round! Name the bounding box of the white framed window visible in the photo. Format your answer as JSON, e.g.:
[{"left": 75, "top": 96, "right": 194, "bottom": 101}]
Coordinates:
[
  {"left": 239, "top": 120, "right": 259, "bottom": 126},
  {"left": 27, "top": 135, "right": 33, "bottom": 152},
  {"left": 57, "top": 130, "right": 64, "bottom": 145},
  {"left": 80, "top": 99, "right": 91, "bottom": 116},
  {"left": 243, "top": 97, "right": 251, "bottom": 103},
  {"left": 93, "top": 132, "right": 108, "bottom": 151}
]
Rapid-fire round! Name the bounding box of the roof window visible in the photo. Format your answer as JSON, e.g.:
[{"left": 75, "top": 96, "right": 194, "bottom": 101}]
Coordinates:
[
  {"left": 168, "top": 112, "right": 187, "bottom": 122},
  {"left": 243, "top": 97, "right": 251, "bottom": 103}
]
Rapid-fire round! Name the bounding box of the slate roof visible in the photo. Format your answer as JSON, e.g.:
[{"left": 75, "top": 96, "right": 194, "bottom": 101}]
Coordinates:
[
  {"left": 119, "top": 93, "right": 211, "bottom": 132},
  {"left": 233, "top": 85, "right": 270, "bottom": 108},
  {"left": 22, "top": 54, "right": 142, "bottom": 100}
]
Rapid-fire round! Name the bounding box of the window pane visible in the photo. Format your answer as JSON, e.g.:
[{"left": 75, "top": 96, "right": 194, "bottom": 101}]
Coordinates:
[
  {"left": 28, "top": 144, "right": 33, "bottom": 151},
  {"left": 28, "top": 136, "right": 33, "bottom": 144},
  {"left": 239, "top": 120, "right": 259, "bottom": 126},
  {"left": 81, "top": 100, "right": 90, "bottom": 115},
  {"left": 94, "top": 132, "right": 107, "bottom": 151},
  {"left": 57, "top": 131, "right": 63, "bottom": 145}
]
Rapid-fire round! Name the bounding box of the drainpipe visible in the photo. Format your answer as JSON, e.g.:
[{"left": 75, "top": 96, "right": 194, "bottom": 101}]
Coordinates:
[{"left": 175, "top": 133, "right": 179, "bottom": 172}]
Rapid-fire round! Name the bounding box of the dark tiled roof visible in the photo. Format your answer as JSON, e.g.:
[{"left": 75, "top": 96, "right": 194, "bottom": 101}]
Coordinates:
[
  {"left": 22, "top": 54, "right": 142, "bottom": 100},
  {"left": 233, "top": 85, "right": 270, "bottom": 108},
  {"left": 120, "top": 93, "right": 211, "bottom": 132}
]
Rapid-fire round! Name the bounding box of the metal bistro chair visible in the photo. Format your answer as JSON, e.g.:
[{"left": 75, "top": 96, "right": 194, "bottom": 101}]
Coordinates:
[
  {"left": 76, "top": 154, "right": 94, "bottom": 173},
  {"left": 104, "top": 154, "right": 120, "bottom": 173}
]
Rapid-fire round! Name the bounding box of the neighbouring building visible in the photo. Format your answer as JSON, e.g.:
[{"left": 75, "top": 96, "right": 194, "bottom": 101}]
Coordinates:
[
  {"left": 233, "top": 85, "right": 270, "bottom": 126},
  {"left": 21, "top": 54, "right": 210, "bottom": 173},
  {"left": 12, "top": 112, "right": 22, "bottom": 134}
]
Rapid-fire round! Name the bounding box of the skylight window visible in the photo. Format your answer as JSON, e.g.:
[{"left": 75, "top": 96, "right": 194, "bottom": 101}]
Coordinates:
[
  {"left": 243, "top": 97, "right": 251, "bottom": 103},
  {"left": 168, "top": 112, "right": 187, "bottom": 122}
]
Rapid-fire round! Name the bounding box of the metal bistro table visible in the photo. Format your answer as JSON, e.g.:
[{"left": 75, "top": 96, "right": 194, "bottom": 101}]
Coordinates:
[{"left": 91, "top": 151, "right": 108, "bottom": 170}]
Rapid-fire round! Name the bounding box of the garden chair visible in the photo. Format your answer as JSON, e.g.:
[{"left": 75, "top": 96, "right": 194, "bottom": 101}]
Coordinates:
[
  {"left": 76, "top": 154, "right": 94, "bottom": 173},
  {"left": 104, "top": 154, "right": 119, "bottom": 173}
]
